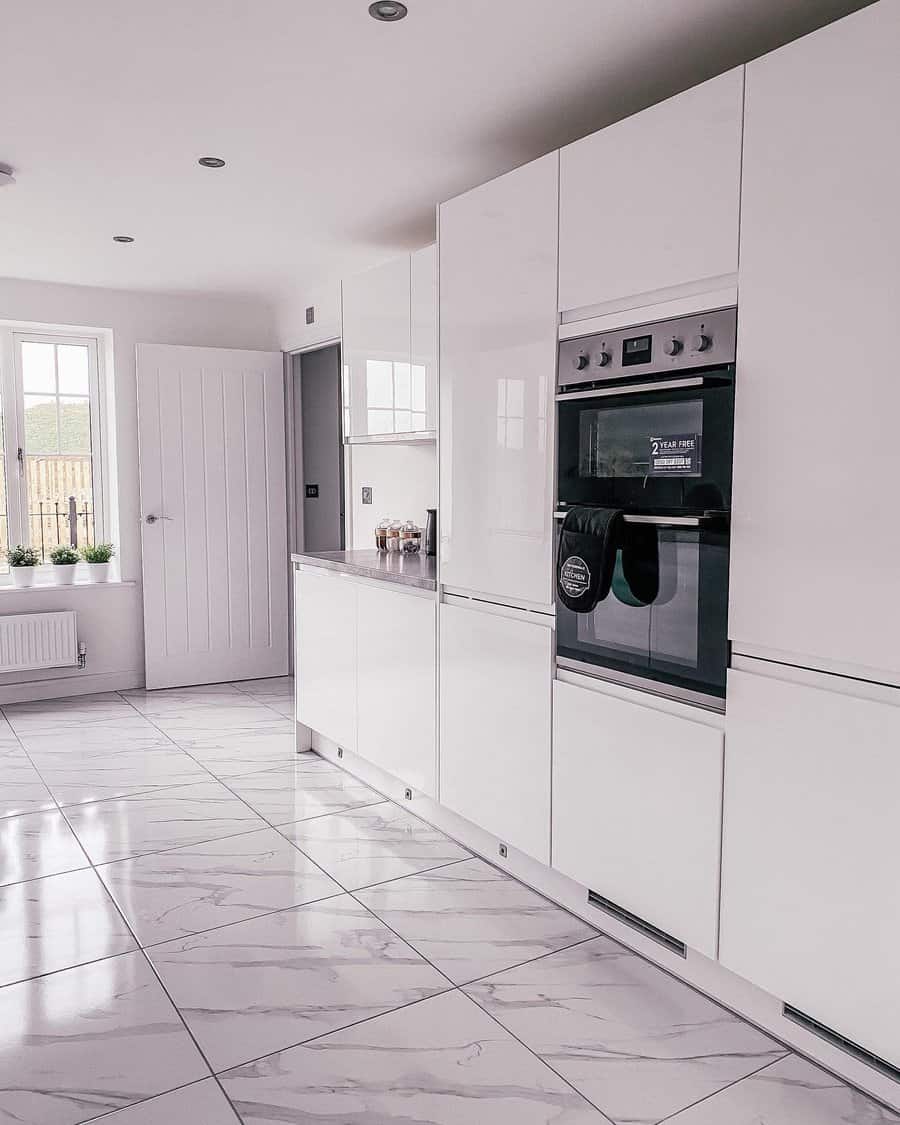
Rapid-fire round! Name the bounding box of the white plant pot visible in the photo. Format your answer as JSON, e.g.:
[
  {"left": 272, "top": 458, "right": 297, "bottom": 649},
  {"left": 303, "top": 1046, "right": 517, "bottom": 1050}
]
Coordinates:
[
  {"left": 11, "top": 567, "right": 37, "bottom": 588},
  {"left": 53, "top": 564, "right": 77, "bottom": 585},
  {"left": 86, "top": 562, "right": 110, "bottom": 583}
]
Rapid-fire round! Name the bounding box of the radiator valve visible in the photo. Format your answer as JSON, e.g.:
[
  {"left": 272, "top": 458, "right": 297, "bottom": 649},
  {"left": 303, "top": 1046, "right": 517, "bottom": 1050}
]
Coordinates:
[{"left": 77, "top": 642, "right": 87, "bottom": 670}]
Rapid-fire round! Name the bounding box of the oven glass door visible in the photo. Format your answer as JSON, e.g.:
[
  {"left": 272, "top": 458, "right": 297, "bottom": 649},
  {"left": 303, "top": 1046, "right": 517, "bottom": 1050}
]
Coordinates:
[
  {"left": 557, "top": 372, "right": 734, "bottom": 513},
  {"left": 556, "top": 523, "right": 730, "bottom": 704}
]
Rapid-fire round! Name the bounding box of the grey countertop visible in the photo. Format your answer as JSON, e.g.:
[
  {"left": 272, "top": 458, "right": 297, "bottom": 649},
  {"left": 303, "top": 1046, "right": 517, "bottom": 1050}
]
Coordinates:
[{"left": 291, "top": 549, "right": 437, "bottom": 591}]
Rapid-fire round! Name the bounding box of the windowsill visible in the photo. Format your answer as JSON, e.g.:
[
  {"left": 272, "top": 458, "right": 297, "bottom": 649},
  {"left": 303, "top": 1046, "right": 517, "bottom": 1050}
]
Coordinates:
[{"left": 0, "top": 578, "right": 136, "bottom": 594}]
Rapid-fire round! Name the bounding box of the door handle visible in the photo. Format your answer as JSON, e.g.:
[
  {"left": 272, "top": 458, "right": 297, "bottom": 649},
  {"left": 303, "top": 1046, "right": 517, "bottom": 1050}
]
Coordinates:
[{"left": 145, "top": 514, "right": 174, "bottom": 524}]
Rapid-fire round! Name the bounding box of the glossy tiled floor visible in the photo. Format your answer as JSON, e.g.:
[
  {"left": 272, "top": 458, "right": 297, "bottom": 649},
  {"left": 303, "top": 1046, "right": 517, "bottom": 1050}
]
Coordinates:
[{"left": 0, "top": 678, "right": 896, "bottom": 1124}]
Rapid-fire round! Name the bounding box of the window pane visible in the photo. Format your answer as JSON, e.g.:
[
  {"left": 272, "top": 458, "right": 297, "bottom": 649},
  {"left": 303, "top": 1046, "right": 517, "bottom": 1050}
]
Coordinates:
[
  {"left": 59, "top": 397, "right": 91, "bottom": 454},
  {"left": 366, "top": 361, "right": 394, "bottom": 409},
  {"left": 26, "top": 455, "right": 94, "bottom": 561},
  {"left": 57, "top": 345, "right": 90, "bottom": 395},
  {"left": 24, "top": 395, "right": 60, "bottom": 454},
  {"left": 394, "top": 409, "right": 412, "bottom": 432},
  {"left": 0, "top": 399, "right": 7, "bottom": 575},
  {"left": 21, "top": 342, "right": 56, "bottom": 394},
  {"left": 367, "top": 408, "right": 394, "bottom": 435},
  {"left": 394, "top": 363, "right": 411, "bottom": 410}
]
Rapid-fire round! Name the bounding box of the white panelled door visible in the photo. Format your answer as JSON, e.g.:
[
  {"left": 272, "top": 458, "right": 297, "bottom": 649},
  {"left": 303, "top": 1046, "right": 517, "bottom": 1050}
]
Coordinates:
[{"left": 136, "top": 344, "right": 288, "bottom": 689}]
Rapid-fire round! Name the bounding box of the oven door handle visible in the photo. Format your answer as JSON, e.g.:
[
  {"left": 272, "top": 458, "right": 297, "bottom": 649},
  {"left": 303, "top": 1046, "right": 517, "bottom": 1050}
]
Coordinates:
[
  {"left": 553, "top": 511, "right": 720, "bottom": 527},
  {"left": 556, "top": 376, "right": 705, "bottom": 401}
]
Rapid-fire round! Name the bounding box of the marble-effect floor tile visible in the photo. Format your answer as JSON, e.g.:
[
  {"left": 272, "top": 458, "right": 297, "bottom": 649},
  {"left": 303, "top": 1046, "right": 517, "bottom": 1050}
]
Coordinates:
[
  {"left": 0, "top": 749, "right": 56, "bottom": 818},
  {"left": 98, "top": 826, "right": 342, "bottom": 946},
  {"left": 0, "top": 809, "right": 87, "bottom": 888},
  {"left": 174, "top": 722, "right": 300, "bottom": 778},
  {"left": 64, "top": 780, "right": 266, "bottom": 864},
  {"left": 281, "top": 800, "right": 471, "bottom": 889},
  {"left": 226, "top": 761, "right": 383, "bottom": 825},
  {"left": 465, "top": 936, "right": 787, "bottom": 1125},
  {"left": 81, "top": 1079, "right": 240, "bottom": 1124},
  {"left": 357, "top": 856, "right": 596, "bottom": 984},
  {"left": 222, "top": 989, "right": 611, "bottom": 1124},
  {"left": 0, "top": 867, "right": 135, "bottom": 987},
  {"left": 0, "top": 950, "right": 208, "bottom": 1125},
  {"left": 664, "top": 1055, "right": 900, "bottom": 1124},
  {"left": 148, "top": 892, "right": 450, "bottom": 1072},
  {"left": 28, "top": 745, "right": 212, "bottom": 807}
]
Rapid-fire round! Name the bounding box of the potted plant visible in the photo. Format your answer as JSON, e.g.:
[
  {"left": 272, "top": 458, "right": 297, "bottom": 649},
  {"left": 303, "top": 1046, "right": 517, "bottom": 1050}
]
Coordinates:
[
  {"left": 81, "top": 542, "right": 115, "bottom": 583},
  {"left": 7, "top": 544, "right": 40, "bottom": 587},
  {"left": 50, "top": 544, "right": 80, "bottom": 585}
]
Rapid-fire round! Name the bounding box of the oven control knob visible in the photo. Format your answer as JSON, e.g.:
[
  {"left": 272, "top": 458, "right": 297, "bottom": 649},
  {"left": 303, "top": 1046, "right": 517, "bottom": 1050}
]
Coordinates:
[
  {"left": 573, "top": 352, "right": 590, "bottom": 371},
  {"left": 594, "top": 350, "right": 611, "bottom": 368},
  {"left": 692, "top": 333, "right": 712, "bottom": 352},
  {"left": 663, "top": 337, "right": 683, "bottom": 356}
]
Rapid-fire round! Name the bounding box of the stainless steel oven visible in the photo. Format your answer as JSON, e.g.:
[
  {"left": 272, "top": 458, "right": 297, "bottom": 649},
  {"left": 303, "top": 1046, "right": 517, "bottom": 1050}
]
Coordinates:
[{"left": 555, "top": 307, "right": 736, "bottom": 710}]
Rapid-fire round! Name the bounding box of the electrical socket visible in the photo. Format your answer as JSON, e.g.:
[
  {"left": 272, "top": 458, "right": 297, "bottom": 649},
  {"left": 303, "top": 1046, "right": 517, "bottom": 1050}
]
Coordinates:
[{"left": 361, "top": 486, "right": 373, "bottom": 505}]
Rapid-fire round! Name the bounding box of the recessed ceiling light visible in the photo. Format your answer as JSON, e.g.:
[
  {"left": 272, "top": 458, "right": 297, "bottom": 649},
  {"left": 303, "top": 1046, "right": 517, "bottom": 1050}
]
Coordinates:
[
  {"left": 198, "top": 156, "right": 226, "bottom": 168},
  {"left": 369, "top": 2, "right": 407, "bottom": 21},
  {"left": 112, "top": 235, "right": 134, "bottom": 243}
]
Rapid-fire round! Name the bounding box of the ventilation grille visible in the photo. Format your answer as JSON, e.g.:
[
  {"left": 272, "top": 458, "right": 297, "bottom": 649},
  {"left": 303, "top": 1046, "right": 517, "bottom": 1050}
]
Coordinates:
[
  {"left": 783, "top": 1005, "right": 900, "bottom": 1083},
  {"left": 588, "top": 890, "right": 686, "bottom": 957},
  {"left": 0, "top": 611, "right": 78, "bottom": 673}
]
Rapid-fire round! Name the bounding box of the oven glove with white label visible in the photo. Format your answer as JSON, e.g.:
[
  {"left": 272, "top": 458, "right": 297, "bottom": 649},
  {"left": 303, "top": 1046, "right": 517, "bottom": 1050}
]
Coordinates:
[{"left": 557, "top": 506, "right": 623, "bottom": 614}]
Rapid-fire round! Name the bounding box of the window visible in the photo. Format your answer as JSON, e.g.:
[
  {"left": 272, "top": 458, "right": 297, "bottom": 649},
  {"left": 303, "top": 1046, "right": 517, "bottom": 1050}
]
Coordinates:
[
  {"left": 365, "top": 359, "right": 427, "bottom": 434},
  {"left": 0, "top": 329, "right": 106, "bottom": 573}
]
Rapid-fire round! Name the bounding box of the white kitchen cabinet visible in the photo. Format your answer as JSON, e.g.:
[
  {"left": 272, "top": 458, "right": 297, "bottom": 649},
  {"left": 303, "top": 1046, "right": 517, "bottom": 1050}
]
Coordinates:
[
  {"left": 552, "top": 679, "right": 724, "bottom": 957},
  {"left": 294, "top": 566, "right": 357, "bottom": 750},
  {"left": 729, "top": 3, "right": 900, "bottom": 684},
  {"left": 410, "top": 243, "right": 438, "bottom": 434},
  {"left": 342, "top": 250, "right": 436, "bottom": 441},
  {"left": 559, "top": 68, "right": 743, "bottom": 315},
  {"left": 439, "top": 154, "right": 559, "bottom": 608},
  {"left": 357, "top": 582, "right": 436, "bottom": 797},
  {"left": 439, "top": 599, "right": 553, "bottom": 863},
  {"left": 720, "top": 666, "right": 900, "bottom": 1068}
]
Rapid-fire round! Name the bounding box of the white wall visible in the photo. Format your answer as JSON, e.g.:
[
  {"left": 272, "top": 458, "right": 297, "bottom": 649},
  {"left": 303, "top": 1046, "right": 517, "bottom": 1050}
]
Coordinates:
[
  {"left": 277, "top": 279, "right": 341, "bottom": 353},
  {"left": 346, "top": 442, "right": 437, "bottom": 550},
  {"left": 0, "top": 276, "right": 278, "bottom": 701}
]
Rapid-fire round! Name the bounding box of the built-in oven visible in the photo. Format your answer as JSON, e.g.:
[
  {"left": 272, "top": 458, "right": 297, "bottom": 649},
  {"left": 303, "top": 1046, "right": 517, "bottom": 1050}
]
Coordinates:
[{"left": 555, "top": 307, "right": 736, "bottom": 710}]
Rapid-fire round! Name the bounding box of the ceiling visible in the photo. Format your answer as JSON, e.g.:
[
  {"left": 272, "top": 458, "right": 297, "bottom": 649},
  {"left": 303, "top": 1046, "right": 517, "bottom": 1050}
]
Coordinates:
[{"left": 0, "top": 0, "right": 868, "bottom": 304}]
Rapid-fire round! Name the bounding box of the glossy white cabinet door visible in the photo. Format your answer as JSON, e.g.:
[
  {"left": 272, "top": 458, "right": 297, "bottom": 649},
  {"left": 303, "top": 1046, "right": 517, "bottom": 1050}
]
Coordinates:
[
  {"left": 552, "top": 680, "right": 724, "bottom": 957},
  {"left": 559, "top": 68, "right": 743, "bottom": 315},
  {"left": 720, "top": 667, "right": 900, "bottom": 1067},
  {"left": 439, "top": 154, "right": 559, "bottom": 607},
  {"left": 294, "top": 567, "right": 357, "bottom": 751},
  {"left": 410, "top": 243, "right": 438, "bottom": 434},
  {"left": 439, "top": 600, "right": 553, "bottom": 863},
  {"left": 357, "top": 583, "right": 436, "bottom": 797},
  {"left": 342, "top": 255, "right": 416, "bottom": 439},
  {"left": 730, "top": 3, "right": 900, "bottom": 683}
]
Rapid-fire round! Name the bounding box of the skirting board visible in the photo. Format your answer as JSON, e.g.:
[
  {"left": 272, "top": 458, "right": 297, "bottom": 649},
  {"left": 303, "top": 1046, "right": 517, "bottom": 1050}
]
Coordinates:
[
  {"left": 297, "top": 721, "right": 900, "bottom": 1114},
  {"left": 0, "top": 669, "right": 144, "bottom": 705}
]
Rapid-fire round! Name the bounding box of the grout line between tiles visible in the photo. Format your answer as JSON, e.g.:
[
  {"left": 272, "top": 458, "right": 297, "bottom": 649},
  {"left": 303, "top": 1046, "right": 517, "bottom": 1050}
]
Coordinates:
[{"left": 655, "top": 1054, "right": 789, "bottom": 1123}]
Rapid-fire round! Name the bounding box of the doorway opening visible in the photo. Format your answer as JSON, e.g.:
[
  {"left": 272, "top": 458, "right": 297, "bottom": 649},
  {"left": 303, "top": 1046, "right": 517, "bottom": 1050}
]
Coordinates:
[{"left": 290, "top": 344, "right": 344, "bottom": 554}]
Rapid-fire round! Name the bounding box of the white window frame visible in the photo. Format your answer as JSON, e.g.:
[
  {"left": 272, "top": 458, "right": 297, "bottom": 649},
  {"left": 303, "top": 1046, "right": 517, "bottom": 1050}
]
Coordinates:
[{"left": 0, "top": 326, "right": 108, "bottom": 575}]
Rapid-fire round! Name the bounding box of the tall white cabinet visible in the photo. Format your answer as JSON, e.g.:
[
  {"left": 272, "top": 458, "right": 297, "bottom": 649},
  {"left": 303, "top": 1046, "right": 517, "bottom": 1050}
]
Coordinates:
[
  {"left": 558, "top": 68, "right": 744, "bottom": 315},
  {"left": 728, "top": 1, "right": 900, "bottom": 684},
  {"left": 438, "top": 153, "right": 559, "bottom": 608}
]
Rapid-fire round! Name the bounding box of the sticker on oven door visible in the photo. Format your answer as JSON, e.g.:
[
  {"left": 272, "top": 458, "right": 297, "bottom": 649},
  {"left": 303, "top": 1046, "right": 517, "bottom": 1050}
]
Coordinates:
[
  {"left": 560, "top": 555, "right": 591, "bottom": 598},
  {"left": 649, "top": 433, "right": 702, "bottom": 476}
]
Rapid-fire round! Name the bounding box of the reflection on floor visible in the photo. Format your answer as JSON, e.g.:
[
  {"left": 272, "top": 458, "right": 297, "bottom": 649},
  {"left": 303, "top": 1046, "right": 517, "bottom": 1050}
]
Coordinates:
[{"left": 0, "top": 677, "right": 895, "bottom": 1124}]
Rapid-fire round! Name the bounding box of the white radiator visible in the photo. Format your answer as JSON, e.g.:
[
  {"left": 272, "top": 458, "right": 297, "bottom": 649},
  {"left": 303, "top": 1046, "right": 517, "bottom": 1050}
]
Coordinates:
[{"left": 0, "top": 611, "right": 78, "bottom": 673}]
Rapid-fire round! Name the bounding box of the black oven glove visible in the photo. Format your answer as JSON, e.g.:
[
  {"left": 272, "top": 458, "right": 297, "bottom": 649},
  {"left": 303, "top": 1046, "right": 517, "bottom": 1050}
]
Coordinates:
[
  {"left": 613, "top": 522, "right": 660, "bottom": 606},
  {"left": 557, "top": 507, "right": 623, "bottom": 613}
]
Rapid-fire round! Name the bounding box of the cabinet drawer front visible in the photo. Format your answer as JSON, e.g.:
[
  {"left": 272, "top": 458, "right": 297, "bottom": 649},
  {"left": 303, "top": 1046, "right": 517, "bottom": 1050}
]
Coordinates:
[
  {"left": 357, "top": 584, "right": 436, "bottom": 797},
  {"left": 439, "top": 601, "right": 553, "bottom": 862},
  {"left": 295, "top": 568, "right": 357, "bottom": 750},
  {"left": 721, "top": 668, "right": 900, "bottom": 1067},
  {"left": 552, "top": 680, "right": 723, "bottom": 957}
]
